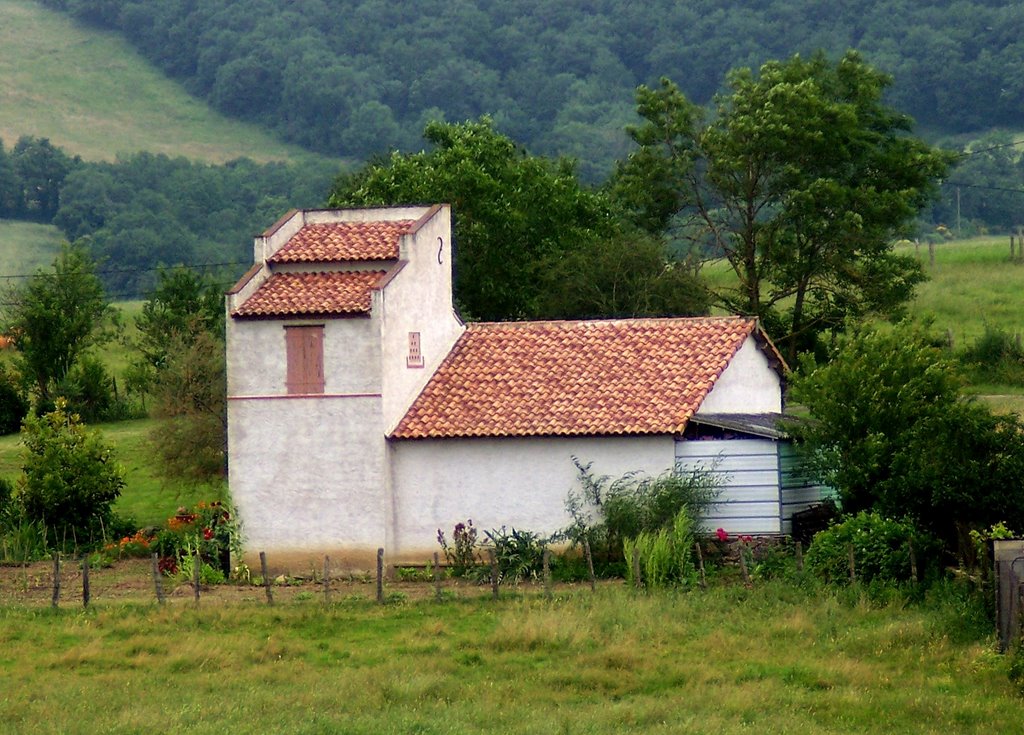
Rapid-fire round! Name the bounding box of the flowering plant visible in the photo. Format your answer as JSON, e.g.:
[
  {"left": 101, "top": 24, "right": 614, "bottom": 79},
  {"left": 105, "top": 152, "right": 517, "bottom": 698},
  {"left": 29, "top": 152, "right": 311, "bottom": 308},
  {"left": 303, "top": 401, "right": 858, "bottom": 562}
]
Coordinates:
[{"left": 154, "top": 500, "right": 240, "bottom": 579}]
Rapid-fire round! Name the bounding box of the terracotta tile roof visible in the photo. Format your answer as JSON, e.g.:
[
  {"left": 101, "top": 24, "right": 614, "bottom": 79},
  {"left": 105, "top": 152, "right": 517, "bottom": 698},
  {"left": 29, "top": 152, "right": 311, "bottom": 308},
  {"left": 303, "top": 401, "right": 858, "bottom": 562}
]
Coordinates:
[
  {"left": 232, "top": 271, "right": 385, "bottom": 318},
  {"left": 392, "top": 317, "right": 763, "bottom": 439},
  {"left": 269, "top": 221, "right": 414, "bottom": 263}
]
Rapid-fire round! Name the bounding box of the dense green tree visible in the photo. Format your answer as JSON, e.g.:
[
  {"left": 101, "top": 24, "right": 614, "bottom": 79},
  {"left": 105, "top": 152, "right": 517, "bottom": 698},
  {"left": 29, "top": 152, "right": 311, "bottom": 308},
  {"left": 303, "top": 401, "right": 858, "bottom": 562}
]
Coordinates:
[
  {"left": 330, "top": 118, "right": 617, "bottom": 320},
  {"left": 40, "top": 0, "right": 1024, "bottom": 179},
  {"left": 3, "top": 246, "right": 117, "bottom": 404},
  {"left": 611, "top": 53, "right": 950, "bottom": 361},
  {"left": 790, "top": 323, "right": 1024, "bottom": 560},
  {"left": 129, "top": 266, "right": 224, "bottom": 391},
  {"left": 9, "top": 137, "right": 79, "bottom": 221}
]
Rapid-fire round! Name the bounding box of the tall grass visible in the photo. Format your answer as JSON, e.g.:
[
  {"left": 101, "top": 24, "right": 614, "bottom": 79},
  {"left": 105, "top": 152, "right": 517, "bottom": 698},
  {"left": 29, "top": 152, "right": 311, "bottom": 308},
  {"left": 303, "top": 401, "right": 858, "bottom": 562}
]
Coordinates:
[{"left": 0, "top": 582, "right": 1013, "bottom": 734}]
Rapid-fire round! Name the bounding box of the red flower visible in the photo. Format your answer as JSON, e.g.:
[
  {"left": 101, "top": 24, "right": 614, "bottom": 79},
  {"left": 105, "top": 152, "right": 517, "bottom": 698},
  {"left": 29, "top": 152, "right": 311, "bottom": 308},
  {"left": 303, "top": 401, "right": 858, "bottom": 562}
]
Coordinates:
[
  {"left": 203, "top": 527, "right": 214, "bottom": 540},
  {"left": 715, "top": 528, "right": 729, "bottom": 541}
]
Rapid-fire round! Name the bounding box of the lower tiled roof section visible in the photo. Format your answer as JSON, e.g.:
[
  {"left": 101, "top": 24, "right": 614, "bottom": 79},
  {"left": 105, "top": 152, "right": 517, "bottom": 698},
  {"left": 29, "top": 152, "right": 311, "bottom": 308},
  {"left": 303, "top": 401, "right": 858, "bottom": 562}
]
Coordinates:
[
  {"left": 391, "top": 316, "right": 759, "bottom": 439},
  {"left": 269, "top": 221, "right": 414, "bottom": 263},
  {"left": 231, "top": 271, "right": 386, "bottom": 318}
]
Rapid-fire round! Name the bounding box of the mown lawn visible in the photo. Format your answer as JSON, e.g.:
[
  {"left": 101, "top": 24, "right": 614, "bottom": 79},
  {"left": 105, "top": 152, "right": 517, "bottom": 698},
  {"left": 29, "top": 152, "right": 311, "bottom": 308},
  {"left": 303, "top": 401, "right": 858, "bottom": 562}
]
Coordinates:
[{"left": 0, "top": 581, "right": 1015, "bottom": 734}]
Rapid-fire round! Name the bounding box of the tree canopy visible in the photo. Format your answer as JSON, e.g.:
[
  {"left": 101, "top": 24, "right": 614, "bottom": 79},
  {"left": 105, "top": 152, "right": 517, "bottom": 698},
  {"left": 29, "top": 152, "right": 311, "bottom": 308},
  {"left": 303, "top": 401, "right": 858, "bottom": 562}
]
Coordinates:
[
  {"left": 611, "top": 52, "right": 950, "bottom": 360},
  {"left": 3, "top": 245, "right": 117, "bottom": 404},
  {"left": 39, "top": 0, "right": 1024, "bottom": 179},
  {"left": 330, "top": 118, "right": 708, "bottom": 321},
  {"left": 790, "top": 323, "right": 1024, "bottom": 560}
]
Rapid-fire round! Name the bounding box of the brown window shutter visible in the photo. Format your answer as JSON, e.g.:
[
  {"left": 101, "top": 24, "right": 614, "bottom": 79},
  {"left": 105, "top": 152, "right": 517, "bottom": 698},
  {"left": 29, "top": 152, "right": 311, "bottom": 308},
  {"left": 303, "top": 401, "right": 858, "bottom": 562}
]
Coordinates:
[{"left": 285, "top": 325, "right": 324, "bottom": 394}]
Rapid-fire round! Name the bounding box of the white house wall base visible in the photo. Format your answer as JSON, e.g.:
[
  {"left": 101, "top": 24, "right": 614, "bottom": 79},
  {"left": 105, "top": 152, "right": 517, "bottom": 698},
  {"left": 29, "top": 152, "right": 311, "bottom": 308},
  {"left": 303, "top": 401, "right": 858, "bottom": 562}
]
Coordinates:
[{"left": 388, "top": 435, "right": 676, "bottom": 563}]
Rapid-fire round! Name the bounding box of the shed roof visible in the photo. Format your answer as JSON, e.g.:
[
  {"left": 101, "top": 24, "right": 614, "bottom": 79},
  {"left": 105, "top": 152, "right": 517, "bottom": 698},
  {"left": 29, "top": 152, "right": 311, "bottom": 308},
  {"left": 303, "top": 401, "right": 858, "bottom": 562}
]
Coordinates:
[
  {"left": 391, "top": 316, "right": 774, "bottom": 439},
  {"left": 231, "top": 270, "right": 386, "bottom": 318}
]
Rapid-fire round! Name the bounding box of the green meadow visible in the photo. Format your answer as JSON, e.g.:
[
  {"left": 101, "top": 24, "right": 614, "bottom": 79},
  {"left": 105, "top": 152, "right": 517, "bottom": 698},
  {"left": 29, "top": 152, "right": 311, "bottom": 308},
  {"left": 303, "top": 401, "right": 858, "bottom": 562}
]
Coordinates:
[
  {"left": 0, "top": 0, "right": 309, "bottom": 163},
  {"left": 0, "top": 582, "right": 1015, "bottom": 734}
]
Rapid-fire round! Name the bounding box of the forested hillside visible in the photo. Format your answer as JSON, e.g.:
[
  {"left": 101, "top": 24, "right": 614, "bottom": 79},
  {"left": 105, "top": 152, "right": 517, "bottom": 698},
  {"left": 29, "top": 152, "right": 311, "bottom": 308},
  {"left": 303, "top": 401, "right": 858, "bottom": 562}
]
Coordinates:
[{"left": 40, "top": 0, "right": 1024, "bottom": 180}]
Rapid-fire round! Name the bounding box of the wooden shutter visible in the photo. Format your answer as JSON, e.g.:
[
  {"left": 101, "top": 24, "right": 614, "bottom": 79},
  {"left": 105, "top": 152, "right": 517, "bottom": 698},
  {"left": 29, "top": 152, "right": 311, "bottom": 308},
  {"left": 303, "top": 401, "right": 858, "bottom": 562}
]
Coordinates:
[{"left": 285, "top": 325, "right": 324, "bottom": 394}]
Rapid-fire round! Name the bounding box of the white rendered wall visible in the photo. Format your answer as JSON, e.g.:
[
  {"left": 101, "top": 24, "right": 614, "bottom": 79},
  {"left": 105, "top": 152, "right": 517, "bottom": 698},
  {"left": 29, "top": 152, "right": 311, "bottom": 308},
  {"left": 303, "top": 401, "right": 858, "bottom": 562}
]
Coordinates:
[
  {"left": 696, "top": 336, "right": 782, "bottom": 415},
  {"left": 388, "top": 435, "right": 675, "bottom": 562},
  {"left": 377, "top": 206, "right": 464, "bottom": 432},
  {"left": 227, "top": 317, "right": 380, "bottom": 397},
  {"left": 228, "top": 396, "right": 386, "bottom": 569}
]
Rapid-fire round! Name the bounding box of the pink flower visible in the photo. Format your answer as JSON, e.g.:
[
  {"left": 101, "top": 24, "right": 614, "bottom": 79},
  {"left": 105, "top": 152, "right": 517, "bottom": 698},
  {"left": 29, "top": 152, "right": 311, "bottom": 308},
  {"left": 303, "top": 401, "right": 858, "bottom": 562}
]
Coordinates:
[{"left": 715, "top": 528, "right": 729, "bottom": 541}]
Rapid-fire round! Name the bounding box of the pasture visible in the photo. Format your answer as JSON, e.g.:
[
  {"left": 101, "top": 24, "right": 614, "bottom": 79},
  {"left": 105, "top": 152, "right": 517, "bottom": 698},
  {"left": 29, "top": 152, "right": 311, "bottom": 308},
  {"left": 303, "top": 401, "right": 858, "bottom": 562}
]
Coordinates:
[{"left": 0, "top": 577, "right": 1015, "bottom": 734}]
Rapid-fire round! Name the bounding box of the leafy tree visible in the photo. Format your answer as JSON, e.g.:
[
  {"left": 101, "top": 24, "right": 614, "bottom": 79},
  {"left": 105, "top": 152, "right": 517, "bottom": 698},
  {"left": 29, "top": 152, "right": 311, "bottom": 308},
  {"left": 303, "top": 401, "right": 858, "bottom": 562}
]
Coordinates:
[
  {"left": 790, "top": 323, "right": 1024, "bottom": 560},
  {"left": 3, "top": 245, "right": 117, "bottom": 404},
  {"left": 17, "top": 399, "right": 125, "bottom": 547},
  {"left": 539, "top": 231, "right": 709, "bottom": 319},
  {"left": 133, "top": 266, "right": 224, "bottom": 375},
  {"left": 9, "top": 136, "right": 79, "bottom": 221},
  {"left": 330, "top": 118, "right": 617, "bottom": 320},
  {"left": 610, "top": 52, "right": 951, "bottom": 361},
  {"left": 332, "top": 117, "right": 709, "bottom": 321},
  {"left": 149, "top": 329, "right": 227, "bottom": 482}
]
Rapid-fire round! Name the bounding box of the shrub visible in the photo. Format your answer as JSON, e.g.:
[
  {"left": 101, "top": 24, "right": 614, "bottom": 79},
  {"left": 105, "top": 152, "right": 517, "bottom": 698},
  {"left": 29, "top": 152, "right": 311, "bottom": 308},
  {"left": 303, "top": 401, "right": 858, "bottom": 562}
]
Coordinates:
[
  {"left": 564, "top": 458, "right": 719, "bottom": 566},
  {"left": 0, "top": 367, "right": 28, "bottom": 436},
  {"left": 959, "top": 325, "right": 1024, "bottom": 385},
  {"left": 805, "top": 511, "right": 938, "bottom": 585},
  {"left": 480, "top": 526, "right": 547, "bottom": 584},
  {"left": 153, "top": 500, "right": 239, "bottom": 579},
  {"left": 16, "top": 399, "right": 125, "bottom": 549}
]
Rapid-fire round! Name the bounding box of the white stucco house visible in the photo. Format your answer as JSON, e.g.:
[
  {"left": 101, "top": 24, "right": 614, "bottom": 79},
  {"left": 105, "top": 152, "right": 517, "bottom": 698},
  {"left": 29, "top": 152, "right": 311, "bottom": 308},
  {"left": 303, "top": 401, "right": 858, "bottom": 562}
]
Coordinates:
[{"left": 226, "top": 205, "right": 825, "bottom": 570}]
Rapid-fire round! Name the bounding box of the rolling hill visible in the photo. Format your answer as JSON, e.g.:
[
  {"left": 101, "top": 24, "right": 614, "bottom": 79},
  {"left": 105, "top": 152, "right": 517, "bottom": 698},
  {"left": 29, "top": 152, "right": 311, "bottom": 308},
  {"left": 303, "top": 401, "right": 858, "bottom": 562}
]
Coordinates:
[{"left": 0, "top": 0, "right": 310, "bottom": 163}]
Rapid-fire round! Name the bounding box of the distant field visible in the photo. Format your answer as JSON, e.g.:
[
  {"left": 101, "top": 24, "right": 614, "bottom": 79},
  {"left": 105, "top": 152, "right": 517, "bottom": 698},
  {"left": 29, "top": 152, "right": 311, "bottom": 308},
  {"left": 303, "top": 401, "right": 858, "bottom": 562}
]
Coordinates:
[
  {"left": 906, "top": 236, "right": 1024, "bottom": 346},
  {"left": 0, "top": 0, "right": 311, "bottom": 163},
  {"left": 0, "top": 220, "right": 64, "bottom": 277}
]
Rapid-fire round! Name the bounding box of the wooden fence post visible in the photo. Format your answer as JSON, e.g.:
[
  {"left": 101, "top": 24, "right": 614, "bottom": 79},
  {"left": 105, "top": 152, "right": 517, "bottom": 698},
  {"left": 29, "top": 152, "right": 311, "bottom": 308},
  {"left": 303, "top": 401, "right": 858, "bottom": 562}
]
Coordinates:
[
  {"left": 323, "top": 555, "right": 331, "bottom": 605},
  {"left": 694, "top": 541, "right": 707, "bottom": 590},
  {"left": 795, "top": 541, "right": 804, "bottom": 572},
  {"left": 847, "top": 543, "right": 857, "bottom": 583},
  {"left": 82, "top": 556, "right": 90, "bottom": 609},
  {"left": 583, "top": 538, "right": 596, "bottom": 593},
  {"left": 433, "top": 551, "right": 442, "bottom": 602},
  {"left": 51, "top": 553, "right": 60, "bottom": 609},
  {"left": 738, "top": 546, "right": 752, "bottom": 587},
  {"left": 928, "top": 240, "right": 935, "bottom": 267},
  {"left": 376, "top": 548, "right": 384, "bottom": 604},
  {"left": 488, "top": 549, "right": 499, "bottom": 600},
  {"left": 260, "top": 551, "right": 273, "bottom": 605},
  {"left": 542, "top": 549, "right": 552, "bottom": 600},
  {"left": 151, "top": 553, "right": 165, "bottom": 605}
]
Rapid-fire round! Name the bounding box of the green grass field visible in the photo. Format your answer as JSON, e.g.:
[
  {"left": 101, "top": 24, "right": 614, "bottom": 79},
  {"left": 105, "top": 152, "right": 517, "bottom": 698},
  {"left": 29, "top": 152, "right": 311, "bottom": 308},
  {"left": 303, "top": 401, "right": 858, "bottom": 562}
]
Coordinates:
[
  {"left": 0, "top": 581, "right": 1015, "bottom": 734},
  {"left": 0, "top": 0, "right": 311, "bottom": 164},
  {"left": 907, "top": 236, "right": 1024, "bottom": 346},
  {"left": 0, "top": 417, "right": 220, "bottom": 527}
]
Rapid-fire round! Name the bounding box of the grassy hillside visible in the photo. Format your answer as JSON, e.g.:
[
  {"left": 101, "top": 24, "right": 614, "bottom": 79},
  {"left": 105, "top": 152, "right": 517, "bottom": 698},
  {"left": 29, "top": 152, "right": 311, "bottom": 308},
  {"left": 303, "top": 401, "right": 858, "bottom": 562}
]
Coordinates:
[
  {"left": 0, "top": 220, "right": 64, "bottom": 276},
  {"left": 0, "top": 0, "right": 308, "bottom": 163}
]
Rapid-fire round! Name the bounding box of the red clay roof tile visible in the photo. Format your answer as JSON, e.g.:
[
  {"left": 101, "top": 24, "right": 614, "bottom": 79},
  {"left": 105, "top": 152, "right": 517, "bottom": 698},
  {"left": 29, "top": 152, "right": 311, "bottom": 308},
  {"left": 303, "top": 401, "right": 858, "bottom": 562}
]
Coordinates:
[
  {"left": 269, "top": 221, "right": 414, "bottom": 263},
  {"left": 232, "top": 271, "right": 385, "bottom": 318},
  {"left": 392, "top": 316, "right": 762, "bottom": 439}
]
